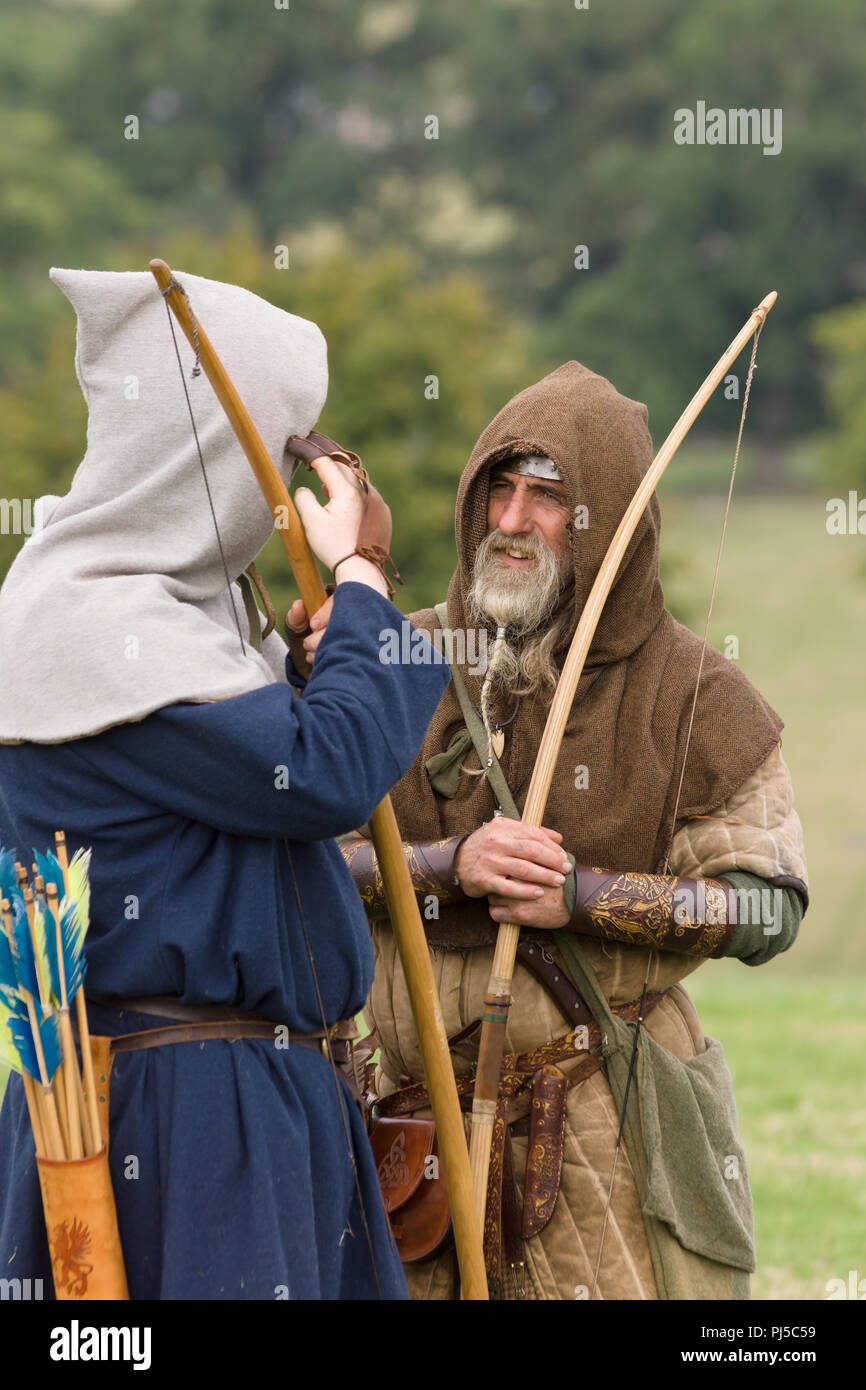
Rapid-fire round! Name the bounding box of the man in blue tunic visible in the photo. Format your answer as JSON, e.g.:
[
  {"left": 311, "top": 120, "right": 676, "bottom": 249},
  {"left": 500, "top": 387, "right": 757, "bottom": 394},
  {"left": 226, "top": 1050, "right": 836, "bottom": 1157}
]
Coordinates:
[{"left": 0, "top": 267, "right": 449, "bottom": 1299}]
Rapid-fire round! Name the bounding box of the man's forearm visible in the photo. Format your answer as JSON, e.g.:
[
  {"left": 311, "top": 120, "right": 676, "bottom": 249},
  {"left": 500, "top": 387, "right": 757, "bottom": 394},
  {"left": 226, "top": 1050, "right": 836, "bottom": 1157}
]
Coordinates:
[
  {"left": 569, "top": 865, "right": 739, "bottom": 957},
  {"left": 568, "top": 863, "right": 803, "bottom": 962},
  {"left": 340, "top": 834, "right": 471, "bottom": 913}
]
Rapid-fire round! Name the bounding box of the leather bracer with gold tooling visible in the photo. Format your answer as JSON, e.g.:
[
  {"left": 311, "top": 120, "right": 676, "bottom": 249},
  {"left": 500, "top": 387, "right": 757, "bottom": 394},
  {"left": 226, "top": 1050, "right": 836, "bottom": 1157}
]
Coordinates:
[
  {"left": 569, "top": 865, "right": 740, "bottom": 957},
  {"left": 340, "top": 835, "right": 472, "bottom": 915}
]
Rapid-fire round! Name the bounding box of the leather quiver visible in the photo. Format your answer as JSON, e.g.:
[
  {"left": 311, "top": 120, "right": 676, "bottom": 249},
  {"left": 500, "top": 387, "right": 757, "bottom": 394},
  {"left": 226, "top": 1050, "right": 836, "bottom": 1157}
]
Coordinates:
[
  {"left": 370, "top": 1117, "right": 451, "bottom": 1262},
  {"left": 32, "top": 1033, "right": 128, "bottom": 1300},
  {"left": 36, "top": 1146, "right": 129, "bottom": 1300}
]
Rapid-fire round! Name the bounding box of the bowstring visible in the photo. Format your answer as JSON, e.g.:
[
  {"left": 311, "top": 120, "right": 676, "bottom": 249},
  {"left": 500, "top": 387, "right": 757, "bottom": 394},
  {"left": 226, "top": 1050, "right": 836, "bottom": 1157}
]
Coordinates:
[
  {"left": 589, "top": 970, "right": 649, "bottom": 1301},
  {"left": 161, "top": 283, "right": 246, "bottom": 655},
  {"left": 662, "top": 317, "right": 765, "bottom": 873},
  {"left": 589, "top": 314, "right": 766, "bottom": 1300},
  {"left": 162, "top": 276, "right": 386, "bottom": 1298}
]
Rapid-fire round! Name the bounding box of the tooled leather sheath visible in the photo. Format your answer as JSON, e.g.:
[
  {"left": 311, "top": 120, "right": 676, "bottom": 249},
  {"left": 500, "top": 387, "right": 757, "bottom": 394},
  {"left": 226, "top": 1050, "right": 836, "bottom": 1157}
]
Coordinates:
[{"left": 521, "top": 1064, "right": 569, "bottom": 1238}]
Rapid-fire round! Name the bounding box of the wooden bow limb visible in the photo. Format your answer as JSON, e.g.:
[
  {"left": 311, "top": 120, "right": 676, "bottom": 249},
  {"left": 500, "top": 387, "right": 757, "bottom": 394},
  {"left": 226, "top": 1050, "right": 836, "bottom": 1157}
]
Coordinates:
[
  {"left": 467, "top": 291, "right": 778, "bottom": 1226},
  {"left": 149, "top": 259, "right": 488, "bottom": 1301}
]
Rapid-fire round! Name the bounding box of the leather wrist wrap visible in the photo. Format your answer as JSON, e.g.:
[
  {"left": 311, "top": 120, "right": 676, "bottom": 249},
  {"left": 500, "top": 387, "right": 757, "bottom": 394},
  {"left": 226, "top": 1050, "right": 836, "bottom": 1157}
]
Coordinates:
[
  {"left": 332, "top": 545, "right": 402, "bottom": 599},
  {"left": 341, "top": 835, "right": 472, "bottom": 914},
  {"left": 570, "top": 865, "right": 740, "bottom": 957}
]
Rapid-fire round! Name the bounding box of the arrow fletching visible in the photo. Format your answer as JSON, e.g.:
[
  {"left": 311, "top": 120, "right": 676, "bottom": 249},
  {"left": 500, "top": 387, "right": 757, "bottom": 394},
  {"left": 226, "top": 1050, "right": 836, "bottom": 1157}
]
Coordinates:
[
  {"left": 28, "top": 893, "right": 53, "bottom": 1012},
  {"left": 66, "top": 847, "right": 92, "bottom": 952},
  {"left": 32, "top": 846, "right": 90, "bottom": 1005},
  {"left": 8, "top": 896, "right": 40, "bottom": 1001},
  {"left": 0, "top": 992, "right": 22, "bottom": 1074},
  {"left": 0, "top": 849, "right": 18, "bottom": 903},
  {"left": 5, "top": 999, "right": 61, "bottom": 1083},
  {"left": 40, "top": 892, "right": 61, "bottom": 1003},
  {"left": 0, "top": 913, "right": 18, "bottom": 997},
  {"left": 34, "top": 850, "right": 64, "bottom": 900},
  {"left": 42, "top": 895, "right": 87, "bottom": 1005}
]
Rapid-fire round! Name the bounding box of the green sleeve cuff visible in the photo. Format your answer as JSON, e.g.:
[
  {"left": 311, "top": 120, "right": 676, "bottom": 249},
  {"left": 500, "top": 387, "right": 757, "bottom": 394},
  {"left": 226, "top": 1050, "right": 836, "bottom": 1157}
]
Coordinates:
[{"left": 716, "top": 870, "right": 804, "bottom": 966}]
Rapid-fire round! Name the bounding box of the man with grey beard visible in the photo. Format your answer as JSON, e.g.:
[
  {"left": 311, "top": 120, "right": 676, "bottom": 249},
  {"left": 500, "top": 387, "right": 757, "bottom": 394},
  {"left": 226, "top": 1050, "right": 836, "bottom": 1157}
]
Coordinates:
[
  {"left": 467, "top": 457, "right": 574, "bottom": 775},
  {"left": 327, "top": 361, "right": 808, "bottom": 1300},
  {"left": 294, "top": 449, "right": 580, "bottom": 923}
]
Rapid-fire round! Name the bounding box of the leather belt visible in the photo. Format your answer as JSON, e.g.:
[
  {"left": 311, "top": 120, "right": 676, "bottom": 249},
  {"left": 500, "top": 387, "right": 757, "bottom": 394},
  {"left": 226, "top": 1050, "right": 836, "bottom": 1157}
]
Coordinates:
[
  {"left": 93, "top": 995, "right": 329, "bottom": 1057},
  {"left": 101, "top": 995, "right": 281, "bottom": 1024},
  {"left": 377, "top": 987, "right": 667, "bottom": 1297},
  {"left": 109, "top": 1021, "right": 327, "bottom": 1054}
]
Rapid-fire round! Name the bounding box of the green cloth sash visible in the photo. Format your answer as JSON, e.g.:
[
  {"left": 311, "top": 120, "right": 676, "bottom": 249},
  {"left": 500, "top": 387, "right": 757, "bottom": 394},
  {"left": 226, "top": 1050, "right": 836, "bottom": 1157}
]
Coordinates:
[
  {"left": 555, "top": 930, "right": 754, "bottom": 1298},
  {"left": 426, "top": 603, "right": 519, "bottom": 817},
  {"left": 424, "top": 726, "right": 475, "bottom": 800}
]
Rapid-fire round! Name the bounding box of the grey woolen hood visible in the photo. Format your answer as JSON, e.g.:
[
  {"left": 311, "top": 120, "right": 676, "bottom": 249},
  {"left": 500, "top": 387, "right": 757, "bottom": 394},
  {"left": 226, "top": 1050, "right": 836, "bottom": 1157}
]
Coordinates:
[{"left": 0, "top": 267, "right": 327, "bottom": 743}]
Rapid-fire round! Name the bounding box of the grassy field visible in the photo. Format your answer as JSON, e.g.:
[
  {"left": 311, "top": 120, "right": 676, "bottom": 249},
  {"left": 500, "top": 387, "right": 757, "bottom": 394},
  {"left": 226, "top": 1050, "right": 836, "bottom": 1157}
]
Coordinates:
[
  {"left": 659, "top": 488, "right": 866, "bottom": 979},
  {"left": 661, "top": 488, "right": 866, "bottom": 1300},
  {"left": 688, "top": 969, "right": 866, "bottom": 1300}
]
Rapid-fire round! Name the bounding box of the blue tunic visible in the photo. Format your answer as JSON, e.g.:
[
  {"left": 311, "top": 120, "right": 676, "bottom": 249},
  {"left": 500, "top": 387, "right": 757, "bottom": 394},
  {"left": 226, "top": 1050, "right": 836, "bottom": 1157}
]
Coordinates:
[{"left": 0, "top": 582, "right": 449, "bottom": 1299}]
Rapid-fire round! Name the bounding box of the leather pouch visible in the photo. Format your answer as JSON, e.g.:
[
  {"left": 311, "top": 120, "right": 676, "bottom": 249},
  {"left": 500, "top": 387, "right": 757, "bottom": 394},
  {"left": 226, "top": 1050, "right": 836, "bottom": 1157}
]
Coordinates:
[{"left": 370, "top": 1117, "right": 452, "bottom": 1262}]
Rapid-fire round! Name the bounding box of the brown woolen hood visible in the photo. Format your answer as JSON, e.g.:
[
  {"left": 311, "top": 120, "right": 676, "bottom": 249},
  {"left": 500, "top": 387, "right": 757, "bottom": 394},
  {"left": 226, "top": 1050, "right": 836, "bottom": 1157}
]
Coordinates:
[
  {"left": 389, "top": 361, "right": 783, "bottom": 951},
  {"left": 450, "top": 360, "right": 664, "bottom": 668}
]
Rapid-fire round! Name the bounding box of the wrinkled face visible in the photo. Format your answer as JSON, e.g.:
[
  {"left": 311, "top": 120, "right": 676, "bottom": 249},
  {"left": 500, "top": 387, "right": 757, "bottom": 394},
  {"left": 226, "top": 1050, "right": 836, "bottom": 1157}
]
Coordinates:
[{"left": 485, "top": 469, "right": 571, "bottom": 567}]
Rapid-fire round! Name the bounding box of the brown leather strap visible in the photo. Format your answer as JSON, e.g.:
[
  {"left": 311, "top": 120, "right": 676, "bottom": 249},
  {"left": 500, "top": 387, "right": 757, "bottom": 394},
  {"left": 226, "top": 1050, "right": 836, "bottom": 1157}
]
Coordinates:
[
  {"left": 307, "top": 430, "right": 370, "bottom": 490},
  {"left": 243, "top": 561, "right": 276, "bottom": 639},
  {"left": 446, "top": 1018, "right": 484, "bottom": 1064},
  {"left": 100, "top": 995, "right": 277, "bottom": 1024},
  {"left": 286, "top": 431, "right": 370, "bottom": 492},
  {"left": 501, "top": 1129, "right": 527, "bottom": 1299},
  {"left": 508, "top": 1047, "right": 605, "bottom": 1136},
  {"left": 484, "top": 1119, "right": 531, "bottom": 1299},
  {"left": 109, "top": 1021, "right": 326, "bottom": 1054},
  {"left": 516, "top": 935, "right": 592, "bottom": 1028},
  {"left": 377, "top": 991, "right": 666, "bottom": 1122},
  {"left": 332, "top": 544, "right": 402, "bottom": 599},
  {"left": 483, "top": 1107, "right": 508, "bottom": 1298},
  {"left": 95, "top": 996, "right": 329, "bottom": 1056},
  {"left": 90, "top": 1036, "right": 114, "bottom": 1149}
]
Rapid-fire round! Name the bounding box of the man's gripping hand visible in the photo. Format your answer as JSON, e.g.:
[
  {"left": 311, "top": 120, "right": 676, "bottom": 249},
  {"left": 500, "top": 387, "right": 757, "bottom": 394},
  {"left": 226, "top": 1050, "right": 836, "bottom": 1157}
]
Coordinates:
[{"left": 455, "top": 818, "right": 572, "bottom": 929}]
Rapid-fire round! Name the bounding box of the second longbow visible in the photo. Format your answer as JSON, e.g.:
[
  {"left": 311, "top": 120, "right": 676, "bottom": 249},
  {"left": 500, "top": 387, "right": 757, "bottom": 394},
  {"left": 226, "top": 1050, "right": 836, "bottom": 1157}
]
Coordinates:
[{"left": 467, "top": 291, "right": 778, "bottom": 1226}]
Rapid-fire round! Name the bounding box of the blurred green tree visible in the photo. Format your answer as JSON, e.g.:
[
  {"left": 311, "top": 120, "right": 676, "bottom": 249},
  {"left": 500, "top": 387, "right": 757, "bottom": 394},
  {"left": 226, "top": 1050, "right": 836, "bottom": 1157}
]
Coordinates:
[
  {"left": 0, "top": 221, "right": 536, "bottom": 614},
  {"left": 4, "top": 0, "right": 866, "bottom": 451},
  {"left": 810, "top": 299, "right": 866, "bottom": 495}
]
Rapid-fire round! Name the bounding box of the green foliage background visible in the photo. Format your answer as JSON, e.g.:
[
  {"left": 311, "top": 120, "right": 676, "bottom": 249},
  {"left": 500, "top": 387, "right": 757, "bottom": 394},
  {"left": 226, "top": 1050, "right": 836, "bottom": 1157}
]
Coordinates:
[{"left": 1, "top": 0, "right": 865, "bottom": 1301}]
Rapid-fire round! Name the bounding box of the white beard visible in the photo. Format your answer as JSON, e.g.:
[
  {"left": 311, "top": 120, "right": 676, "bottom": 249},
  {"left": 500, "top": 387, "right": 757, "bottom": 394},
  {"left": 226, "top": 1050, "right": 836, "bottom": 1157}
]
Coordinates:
[
  {"left": 466, "top": 528, "right": 567, "bottom": 636},
  {"left": 466, "top": 530, "right": 572, "bottom": 758}
]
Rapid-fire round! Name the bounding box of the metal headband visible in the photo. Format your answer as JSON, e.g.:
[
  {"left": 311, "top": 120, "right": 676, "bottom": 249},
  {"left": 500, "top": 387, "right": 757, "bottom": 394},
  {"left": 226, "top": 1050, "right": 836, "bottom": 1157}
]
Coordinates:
[{"left": 491, "top": 453, "right": 563, "bottom": 481}]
